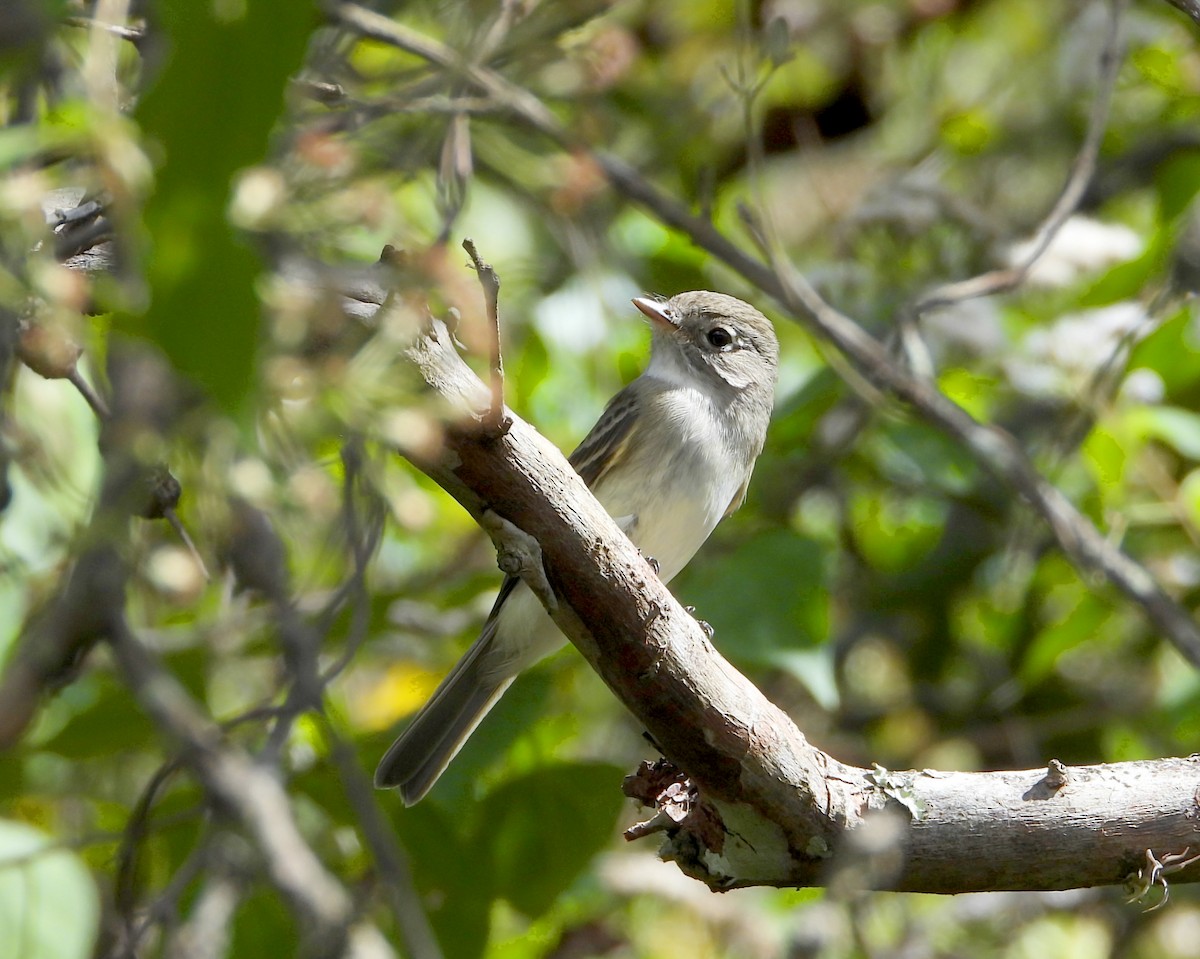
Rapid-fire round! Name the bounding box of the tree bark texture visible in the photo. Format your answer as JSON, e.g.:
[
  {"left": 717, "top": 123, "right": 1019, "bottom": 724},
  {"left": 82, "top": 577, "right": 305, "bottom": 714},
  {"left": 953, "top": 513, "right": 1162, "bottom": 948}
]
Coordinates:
[{"left": 402, "top": 316, "right": 1200, "bottom": 895}]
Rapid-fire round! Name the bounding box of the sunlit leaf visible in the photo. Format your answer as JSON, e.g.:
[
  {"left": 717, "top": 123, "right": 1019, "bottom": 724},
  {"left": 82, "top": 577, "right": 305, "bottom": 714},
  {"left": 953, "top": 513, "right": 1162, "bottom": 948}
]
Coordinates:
[{"left": 0, "top": 819, "right": 99, "bottom": 959}]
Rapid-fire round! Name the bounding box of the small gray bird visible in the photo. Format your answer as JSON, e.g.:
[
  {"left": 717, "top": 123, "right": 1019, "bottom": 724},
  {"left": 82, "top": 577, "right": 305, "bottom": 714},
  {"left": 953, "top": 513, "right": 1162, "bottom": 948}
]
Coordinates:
[{"left": 375, "top": 291, "right": 780, "bottom": 804}]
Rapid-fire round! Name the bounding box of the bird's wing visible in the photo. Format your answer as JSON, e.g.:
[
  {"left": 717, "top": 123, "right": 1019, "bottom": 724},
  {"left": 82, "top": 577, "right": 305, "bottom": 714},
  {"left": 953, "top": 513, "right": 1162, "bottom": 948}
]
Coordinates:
[
  {"left": 482, "top": 571, "right": 522, "bottom": 621},
  {"left": 478, "top": 387, "right": 640, "bottom": 627},
  {"left": 723, "top": 472, "right": 752, "bottom": 518},
  {"left": 567, "top": 385, "right": 640, "bottom": 489}
]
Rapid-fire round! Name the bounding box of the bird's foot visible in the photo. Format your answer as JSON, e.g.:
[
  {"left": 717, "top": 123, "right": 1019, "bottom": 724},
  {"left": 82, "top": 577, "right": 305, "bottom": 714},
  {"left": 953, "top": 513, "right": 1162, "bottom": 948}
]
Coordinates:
[{"left": 683, "top": 606, "right": 714, "bottom": 639}]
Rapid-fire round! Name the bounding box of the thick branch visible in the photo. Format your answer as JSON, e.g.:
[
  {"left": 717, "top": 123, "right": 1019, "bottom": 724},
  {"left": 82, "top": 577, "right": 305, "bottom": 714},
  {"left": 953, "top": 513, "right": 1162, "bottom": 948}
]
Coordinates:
[{"left": 402, "top": 318, "right": 1200, "bottom": 893}]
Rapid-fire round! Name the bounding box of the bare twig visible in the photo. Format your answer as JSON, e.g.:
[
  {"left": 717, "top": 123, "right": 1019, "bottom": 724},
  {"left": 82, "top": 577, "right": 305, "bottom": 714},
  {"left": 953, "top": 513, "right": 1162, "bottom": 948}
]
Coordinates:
[
  {"left": 331, "top": 3, "right": 1200, "bottom": 667},
  {"left": 480, "top": 508, "right": 556, "bottom": 611},
  {"left": 126, "top": 823, "right": 219, "bottom": 955},
  {"left": 63, "top": 15, "right": 146, "bottom": 44},
  {"left": 17, "top": 320, "right": 111, "bottom": 418},
  {"left": 206, "top": 446, "right": 437, "bottom": 957},
  {"left": 108, "top": 616, "right": 361, "bottom": 956},
  {"left": 55, "top": 214, "right": 114, "bottom": 261},
  {"left": 1125, "top": 846, "right": 1200, "bottom": 910},
  {"left": 114, "top": 758, "right": 187, "bottom": 951},
  {"left": 914, "top": 0, "right": 1126, "bottom": 313},
  {"left": 315, "top": 441, "right": 387, "bottom": 684},
  {"left": 163, "top": 844, "right": 248, "bottom": 959},
  {"left": 67, "top": 367, "right": 112, "bottom": 418},
  {"left": 0, "top": 546, "right": 124, "bottom": 747},
  {"left": 220, "top": 499, "right": 327, "bottom": 761},
  {"left": 162, "top": 506, "right": 211, "bottom": 581},
  {"left": 462, "top": 237, "right": 508, "bottom": 435},
  {"left": 322, "top": 721, "right": 444, "bottom": 959}
]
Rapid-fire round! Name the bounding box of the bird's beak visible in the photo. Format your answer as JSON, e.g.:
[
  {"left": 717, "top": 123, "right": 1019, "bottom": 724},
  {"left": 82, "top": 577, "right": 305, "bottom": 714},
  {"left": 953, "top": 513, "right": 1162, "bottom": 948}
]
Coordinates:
[{"left": 632, "top": 296, "right": 678, "bottom": 331}]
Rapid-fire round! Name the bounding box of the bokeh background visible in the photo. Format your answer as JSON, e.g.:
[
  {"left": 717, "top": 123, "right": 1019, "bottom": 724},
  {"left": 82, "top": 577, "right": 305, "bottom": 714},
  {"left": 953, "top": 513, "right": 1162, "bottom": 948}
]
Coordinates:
[{"left": 3, "top": 0, "right": 1200, "bottom": 957}]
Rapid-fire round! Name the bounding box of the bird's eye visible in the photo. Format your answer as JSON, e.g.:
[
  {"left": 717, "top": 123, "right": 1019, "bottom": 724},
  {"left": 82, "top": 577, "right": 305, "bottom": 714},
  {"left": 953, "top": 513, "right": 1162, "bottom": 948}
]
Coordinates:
[{"left": 706, "top": 327, "right": 733, "bottom": 349}]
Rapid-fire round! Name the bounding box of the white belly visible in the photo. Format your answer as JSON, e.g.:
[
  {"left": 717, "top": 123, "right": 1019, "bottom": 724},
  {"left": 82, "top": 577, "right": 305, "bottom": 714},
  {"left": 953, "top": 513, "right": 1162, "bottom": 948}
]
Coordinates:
[
  {"left": 487, "top": 384, "right": 751, "bottom": 678},
  {"left": 592, "top": 387, "right": 747, "bottom": 581}
]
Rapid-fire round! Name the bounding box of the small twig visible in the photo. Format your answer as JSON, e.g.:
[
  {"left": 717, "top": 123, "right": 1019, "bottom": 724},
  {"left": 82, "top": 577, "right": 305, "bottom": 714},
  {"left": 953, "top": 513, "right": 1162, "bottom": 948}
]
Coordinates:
[
  {"left": 330, "top": 3, "right": 1200, "bottom": 668},
  {"left": 63, "top": 15, "right": 146, "bottom": 44},
  {"left": 108, "top": 616, "right": 359, "bottom": 955},
  {"left": 1125, "top": 846, "right": 1200, "bottom": 910},
  {"left": 290, "top": 77, "right": 347, "bottom": 105},
  {"left": 462, "top": 237, "right": 509, "bottom": 435},
  {"left": 66, "top": 367, "right": 111, "bottom": 419},
  {"left": 54, "top": 214, "right": 114, "bottom": 261},
  {"left": 1043, "top": 759, "right": 1069, "bottom": 791},
  {"left": 114, "top": 758, "right": 187, "bottom": 946},
  {"left": 162, "top": 507, "right": 211, "bottom": 582},
  {"left": 479, "top": 509, "right": 556, "bottom": 611},
  {"left": 313, "top": 442, "right": 386, "bottom": 685},
  {"left": 260, "top": 603, "right": 324, "bottom": 761},
  {"left": 162, "top": 846, "right": 247, "bottom": 959},
  {"left": 624, "top": 810, "right": 676, "bottom": 840},
  {"left": 127, "top": 823, "right": 219, "bottom": 952},
  {"left": 914, "top": 0, "right": 1126, "bottom": 313},
  {"left": 322, "top": 721, "right": 444, "bottom": 959},
  {"left": 739, "top": 202, "right": 892, "bottom": 405},
  {"left": 0, "top": 546, "right": 124, "bottom": 748}
]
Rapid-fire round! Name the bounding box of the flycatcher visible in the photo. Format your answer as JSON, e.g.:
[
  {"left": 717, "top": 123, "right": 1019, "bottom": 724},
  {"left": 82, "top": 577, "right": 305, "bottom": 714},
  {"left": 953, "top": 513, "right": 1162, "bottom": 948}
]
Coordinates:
[{"left": 375, "top": 290, "right": 780, "bottom": 804}]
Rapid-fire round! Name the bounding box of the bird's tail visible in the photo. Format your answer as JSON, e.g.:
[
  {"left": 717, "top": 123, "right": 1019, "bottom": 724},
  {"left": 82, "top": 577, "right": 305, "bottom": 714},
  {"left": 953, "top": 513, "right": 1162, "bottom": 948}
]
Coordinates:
[{"left": 374, "top": 631, "right": 514, "bottom": 805}]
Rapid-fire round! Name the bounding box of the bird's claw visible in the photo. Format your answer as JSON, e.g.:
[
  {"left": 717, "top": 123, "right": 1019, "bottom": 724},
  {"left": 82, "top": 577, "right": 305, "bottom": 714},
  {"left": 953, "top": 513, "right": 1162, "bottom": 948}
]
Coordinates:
[{"left": 683, "top": 606, "right": 715, "bottom": 639}]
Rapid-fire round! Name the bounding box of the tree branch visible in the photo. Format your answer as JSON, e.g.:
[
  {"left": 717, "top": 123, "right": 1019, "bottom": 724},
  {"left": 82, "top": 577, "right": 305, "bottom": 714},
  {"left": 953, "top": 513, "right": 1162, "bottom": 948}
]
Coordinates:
[
  {"left": 108, "top": 616, "right": 381, "bottom": 957},
  {"left": 914, "top": 0, "right": 1125, "bottom": 312},
  {"left": 399, "top": 313, "right": 1200, "bottom": 893},
  {"left": 329, "top": 4, "right": 1200, "bottom": 668}
]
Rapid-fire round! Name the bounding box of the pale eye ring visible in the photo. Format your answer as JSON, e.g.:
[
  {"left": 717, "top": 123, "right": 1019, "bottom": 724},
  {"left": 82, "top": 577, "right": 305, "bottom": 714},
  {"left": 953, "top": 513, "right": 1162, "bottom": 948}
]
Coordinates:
[{"left": 706, "top": 327, "right": 733, "bottom": 348}]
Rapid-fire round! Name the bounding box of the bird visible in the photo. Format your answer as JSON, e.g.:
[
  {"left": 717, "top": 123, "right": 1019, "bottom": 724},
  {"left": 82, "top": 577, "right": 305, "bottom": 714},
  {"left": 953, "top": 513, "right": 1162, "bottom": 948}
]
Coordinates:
[{"left": 375, "top": 290, "right": 780, "bottom": 804}]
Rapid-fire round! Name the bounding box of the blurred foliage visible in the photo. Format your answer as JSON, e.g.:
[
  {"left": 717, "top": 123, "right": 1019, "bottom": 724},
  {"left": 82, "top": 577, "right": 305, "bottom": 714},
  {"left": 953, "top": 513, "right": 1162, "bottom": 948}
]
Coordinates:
[{"left": 2, "top": 0, "right": 1200, "bottom": 957}]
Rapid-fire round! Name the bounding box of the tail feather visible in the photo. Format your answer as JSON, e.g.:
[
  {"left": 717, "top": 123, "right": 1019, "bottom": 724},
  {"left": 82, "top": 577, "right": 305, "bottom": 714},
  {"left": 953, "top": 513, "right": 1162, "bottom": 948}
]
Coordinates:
[{"left": 374, "top": 631, "right": 513, "bottom": 805}]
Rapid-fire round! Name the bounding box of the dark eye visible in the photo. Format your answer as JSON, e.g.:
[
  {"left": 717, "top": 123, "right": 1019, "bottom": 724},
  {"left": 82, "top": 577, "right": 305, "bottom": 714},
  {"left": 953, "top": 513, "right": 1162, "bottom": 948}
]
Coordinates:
[{"left": 706, "top": 327, "right": 733, "bottom": 348}]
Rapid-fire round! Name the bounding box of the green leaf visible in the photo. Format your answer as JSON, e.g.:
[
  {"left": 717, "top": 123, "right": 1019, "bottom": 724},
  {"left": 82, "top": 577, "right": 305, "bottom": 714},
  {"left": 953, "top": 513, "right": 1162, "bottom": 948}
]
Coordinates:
[
  {"left": 514, "top": 328, "right": 550, "bottom": 411},
  {"left": 477, "top": 762, "right": 625, "bottom": 919},
  {"left": 0, "top": 819, "right": 99, "bottom": 959},
  {"left": 1180, "top": 469, "right": 1200, "bottom": 531},
  {"left": 1128, "top": 307, "right": 1200, "bottom": 395},
  {"left": 680, "top": 530, "right": 829, "bottom": 663},
  {"left": 1078, "top": 241, "right": 1164, "bottom": 307},
  {"left": 39, "top": 679, "right": 149, "bottom": 758},
  {"left": 230, "top": 886, "right": 293, "bottom": 957},
  {"left": 868, "top": 421, "right": 978, "bottom": 495},
  {"left": 1021, "top": 588, "right": 1113, "bottom": 685},
  {"left": 120, "top": 0, "right": 316, "bottom": 412},
  {"left": 941, "top": 110, "right": 993, "bottom": 155},
  {"left": 1126, "top": 405, "right": 1200, "bottom": 461},
  {"left": 849, "top": 490, "right": 948, "bottom": 574},
  {"left": 1156, "top": 149, "right": 1200, "bottom": 224}
]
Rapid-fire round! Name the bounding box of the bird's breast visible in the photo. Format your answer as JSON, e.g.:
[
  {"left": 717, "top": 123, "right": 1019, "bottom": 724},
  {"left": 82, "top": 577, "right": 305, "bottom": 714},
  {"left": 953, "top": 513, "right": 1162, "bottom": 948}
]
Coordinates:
[{"left": 592, "top": 388, "right": 748, "bottom": 582}]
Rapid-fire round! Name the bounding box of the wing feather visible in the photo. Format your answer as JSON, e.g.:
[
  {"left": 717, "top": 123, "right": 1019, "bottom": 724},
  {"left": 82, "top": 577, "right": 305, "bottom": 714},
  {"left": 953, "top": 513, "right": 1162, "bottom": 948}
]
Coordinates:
[
  {"left": 568, "top": 386, "right": 640, "bottom": 489},
  {"left": 723, "top": 472, "right": 752, "bottom": 518}
]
